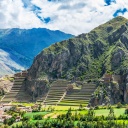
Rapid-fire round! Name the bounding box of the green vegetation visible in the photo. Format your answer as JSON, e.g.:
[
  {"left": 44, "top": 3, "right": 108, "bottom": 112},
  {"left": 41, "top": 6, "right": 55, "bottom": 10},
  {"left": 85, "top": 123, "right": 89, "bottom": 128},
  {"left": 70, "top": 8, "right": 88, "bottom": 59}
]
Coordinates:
[
  {"left": 6, "top": 105, "right": 128, "bottom": 128},
  {"left": 24, "top": 112, "right": 49, "bottom": 118},
  {"left": 95, "top": 108, "right": 125, "bottom": 117},
  {"left": 2, "top": 102, "right": 128, "bottom": 128},
  {"left": 12, "top": 102, "right": 35, "bottom": 107}
]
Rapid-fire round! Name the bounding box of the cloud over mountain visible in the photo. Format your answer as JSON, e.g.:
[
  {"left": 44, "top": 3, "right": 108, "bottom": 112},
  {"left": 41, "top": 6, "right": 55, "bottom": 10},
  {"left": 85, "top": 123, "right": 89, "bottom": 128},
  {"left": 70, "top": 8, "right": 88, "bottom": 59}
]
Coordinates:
[{"left": 0, "top": 0, "right": 128, "bottom": 35}]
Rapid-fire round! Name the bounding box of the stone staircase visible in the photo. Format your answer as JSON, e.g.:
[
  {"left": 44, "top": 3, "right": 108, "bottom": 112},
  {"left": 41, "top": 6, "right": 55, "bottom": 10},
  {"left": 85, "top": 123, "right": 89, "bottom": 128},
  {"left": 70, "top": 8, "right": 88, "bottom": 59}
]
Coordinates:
[
  {"left": 58, "top": 83, "right": 96, "bottom": 107},
  {"left": 37, "top": 80, "right": 69, "bottom": 105},
  {"left": 1, "top": 71, "right": 31, "bottom": 103}
]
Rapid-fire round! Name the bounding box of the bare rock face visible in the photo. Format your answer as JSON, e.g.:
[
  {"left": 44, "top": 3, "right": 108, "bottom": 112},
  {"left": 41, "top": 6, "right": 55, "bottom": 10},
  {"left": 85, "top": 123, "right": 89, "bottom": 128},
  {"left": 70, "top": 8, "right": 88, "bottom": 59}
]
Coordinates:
[
  {"left": 28, "top": 39, "right": 91, "bottom": 81},
  {"left": 90, "top": 82, "right": 122, "bottom": 106},
  {"left": 111, "top": 49, "right": 124, "bottom": 67},
  {"left": 25, "top": 79, "right": 49, "bottom": 101},
  {"left": 124, "top": 75, "right": 128, "bottom": 103},
  {"left": 90, "top": 72, "right": 128, "bottom": 106},
  {"left": 108, "top": 25, "right": 127, "bottom": 44}
]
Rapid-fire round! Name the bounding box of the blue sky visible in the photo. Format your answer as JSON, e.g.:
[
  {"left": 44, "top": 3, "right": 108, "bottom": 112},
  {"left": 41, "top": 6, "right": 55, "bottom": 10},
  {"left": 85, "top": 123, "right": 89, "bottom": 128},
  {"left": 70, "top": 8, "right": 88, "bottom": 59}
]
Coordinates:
[{"left": 0, "top": 0, "right": 128, "bottom": 35}]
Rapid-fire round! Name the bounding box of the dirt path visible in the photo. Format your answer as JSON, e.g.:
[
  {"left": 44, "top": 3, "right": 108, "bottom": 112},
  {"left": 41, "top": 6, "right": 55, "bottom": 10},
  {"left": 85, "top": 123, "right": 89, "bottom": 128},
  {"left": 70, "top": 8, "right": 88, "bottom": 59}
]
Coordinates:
[
  {"left": 43, "top": 113, "right": 54, "bottom": 118},
  {"left": 51, "top": 113, "right": 59, "bottom": 118}
]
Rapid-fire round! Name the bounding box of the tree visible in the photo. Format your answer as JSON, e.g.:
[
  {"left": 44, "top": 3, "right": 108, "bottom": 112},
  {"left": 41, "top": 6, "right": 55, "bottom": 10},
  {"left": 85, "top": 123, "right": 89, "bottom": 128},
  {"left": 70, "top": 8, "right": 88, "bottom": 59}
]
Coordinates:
[
  {"left": 33, "top": 114, "right": 43, "bottom": 120},
  {"left": 4, "top": 116, "right": 16, "bottom": 126},
  {"left": 66, "top": 107, "right": 72, "bottom": 119},
  {"left": 108, "top": 107, "right": 114, "bottom": 120},
  {"left": 38, "top": 103, "right": 42, "bottom": 111},
  {"left": 125, "top": 106, "right": 128, "bottom": 115}
]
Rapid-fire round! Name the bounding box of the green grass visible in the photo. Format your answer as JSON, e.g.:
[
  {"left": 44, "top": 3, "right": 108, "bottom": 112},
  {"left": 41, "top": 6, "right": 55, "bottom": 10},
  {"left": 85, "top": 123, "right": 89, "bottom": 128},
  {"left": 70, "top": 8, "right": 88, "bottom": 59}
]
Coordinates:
[
  {"left": 11, "top": 122, "right": 22, "bottom": 127},
  {"left": 9, "top": 106, "right": 128, "bottom": 127},
  {"left": 24, "top": 112, "right": 50, "bottom": 118},
  {"left": 95, "top": 108, "right": 125, "bottom": 117},
  {"left": 12, "top": 102, "right": 35, "bottom": 106},
  {"left": 43, "top": 105, "right": 79, "bottom": 110}
]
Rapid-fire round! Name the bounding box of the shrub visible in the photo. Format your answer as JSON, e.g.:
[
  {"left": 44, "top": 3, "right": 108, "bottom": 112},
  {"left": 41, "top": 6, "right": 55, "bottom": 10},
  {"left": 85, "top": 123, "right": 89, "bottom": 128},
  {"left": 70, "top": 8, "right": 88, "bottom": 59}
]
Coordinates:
[
  {"left": 118, "top": 114, "right": 128, "bottom": 120},
  {"left": 94, "top": 106, "right": 99, "bottom": 110},
  {"left": 125, "top": 107, "right": 128, "bottom": 115},
  {"left": 22, "top": 116, "right": 30, "bottom": 121},
  {"left": 33, "top": 114, "right": 43, "bottom": 120},
  {"left": 4, "top": 117, "right": 16, "bottom": 126},
  {"left": 79, "top": 104, "right": 83, "bottom": 110},
  {"left": 116, "top": 102, "right": 123, "bottom": 108},
  {"left": 67, "top": 84, "right": 73, "bottom": 92}
]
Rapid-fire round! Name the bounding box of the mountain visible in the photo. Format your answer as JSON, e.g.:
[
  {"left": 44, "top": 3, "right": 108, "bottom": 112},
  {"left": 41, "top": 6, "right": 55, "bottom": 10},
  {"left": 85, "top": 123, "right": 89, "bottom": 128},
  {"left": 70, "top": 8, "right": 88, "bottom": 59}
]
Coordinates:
[
  {"left": 0, "top": 49, "right": 24, "bottom": 76},
  {"left": 26, "top": 16, "right": 128, "bottom": 99},
  {"left": 25, "top": 16, "right": 128, "bottom": 105},
  {"left": 0, "top": 28, "right": 73, "bottom": 76}
]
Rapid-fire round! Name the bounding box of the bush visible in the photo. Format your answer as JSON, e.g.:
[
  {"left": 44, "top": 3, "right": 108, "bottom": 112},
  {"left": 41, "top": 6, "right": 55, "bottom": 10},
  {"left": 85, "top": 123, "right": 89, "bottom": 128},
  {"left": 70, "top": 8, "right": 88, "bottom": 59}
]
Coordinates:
[
  {"left": 125, "top": 107, "right": 128, "bottom": 115},
  {"left": 67, "top": 84, "right": 73, "bottom": 92},
  {"left": 4, "top": 117, "right": 16, "bottom": 126},
  {"left": 22, "top": 116, "right": 30, "bottom": 121},
  {"left": 87, "top": 79, "right": 92, "bottom": 83},
  {"left": 118, "top": 114, "right": 128, "bottom": 120},
  {"left": 79, "top": 104, "right": 83, "bottom": 110},
  {"left": 94, "top": 106, "right": 99, "bottom": 110},
  {"left": 116, "top": 102, "right": 122, "bottom": 108},
  {"left": 33, "top": 114, "right": 43, "bottom": 120}
]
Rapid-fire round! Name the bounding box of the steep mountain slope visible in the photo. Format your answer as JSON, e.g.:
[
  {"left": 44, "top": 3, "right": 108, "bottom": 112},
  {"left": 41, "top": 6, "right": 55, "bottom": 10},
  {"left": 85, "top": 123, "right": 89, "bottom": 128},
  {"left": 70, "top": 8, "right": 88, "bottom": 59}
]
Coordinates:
[
  {"left": 28, "top": 16, "right": 128, "bottom": 82},
  {"left": 0, "top": 49, "right": 24, "bottom": 76},
  {"left": 0, "top": 28, "right": 73, "bottom": 76}
]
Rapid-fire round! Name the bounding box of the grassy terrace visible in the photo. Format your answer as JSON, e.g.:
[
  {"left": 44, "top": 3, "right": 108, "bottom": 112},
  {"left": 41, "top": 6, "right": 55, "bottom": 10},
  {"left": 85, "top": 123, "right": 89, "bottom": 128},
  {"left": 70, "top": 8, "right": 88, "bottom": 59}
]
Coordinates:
[
  {"left": 58, "top": 83, "right": 96, "bottom": 106},
  {"left": 1, "top": 77, "right": 31, "bottom": 103},
  {"left": 38, "top": 80, "right": 69, "bottom": 105}
]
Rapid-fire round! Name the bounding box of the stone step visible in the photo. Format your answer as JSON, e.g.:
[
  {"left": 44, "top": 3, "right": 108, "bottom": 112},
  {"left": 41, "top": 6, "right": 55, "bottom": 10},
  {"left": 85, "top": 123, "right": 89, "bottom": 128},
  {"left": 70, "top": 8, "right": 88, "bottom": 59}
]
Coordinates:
[
  {"left": 37, "top": 100, "right": 44, "bottom": 102},
  {"left": 4, "top": 95, "right": 16, "bottom": 98},
  {"left": 14, "top": 78, "right": 25, "bottom": 81},
  {"left": 5, "top": 92, "right": 17, "bottom": 96},
  {"left": 0, "top": 101, "right": 11, "bottom": 103},
  {"left": 47, "top": 96, "right": 62, "bottom": 99},
  {"left": 58, "top": 103, "right": 87, "bottom": 106},
  {"left": 47, "top": 93, "right": 64, "bottom": 95},
  {"left": 46, "top": 95, "right": 63, "bottom": 98},
  {"left": 12, "top": 86, "right": 22, "bottom": 88},
  {"left": 15, "top": 76, "right": 26, "bottom": 79},
  {"left": 44, "top": 101, "right": 57, "bottom": 104},
  {"left": 64, "top": 97, "right": 91, "bottom": 100},
  {"left": 45, "top": 99, "right": 59, "bottom": 102},
  {"left": 66, "top": 93, "right": 92, "bottom": 96},
  {"left": 13, "top": 82, "right": 23, "bottom": 84},
  {"left": 61, "top": 100, "right": 89, "bottom": 103},
  {"left": 44, "top": 103, "right": 56, "bottom": 105},
  {"left": 50, "top": 88, "right": 66, "bottom": 90},
  {"left": 80, "top": 90, "right": 95, "bottom": 93},
  {"left": 47, "top": 96, "right": 62, "bottom": 98},
  {"left": 48, "top": 91, "right": 65, "bottom": 95}
]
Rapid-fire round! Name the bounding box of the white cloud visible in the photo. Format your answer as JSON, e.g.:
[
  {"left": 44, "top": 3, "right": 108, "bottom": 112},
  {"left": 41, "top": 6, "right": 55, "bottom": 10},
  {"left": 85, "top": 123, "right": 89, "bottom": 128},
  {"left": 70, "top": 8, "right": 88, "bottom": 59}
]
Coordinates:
[{"left": 0, "top": 0, "right": 128, "bottom": 35}]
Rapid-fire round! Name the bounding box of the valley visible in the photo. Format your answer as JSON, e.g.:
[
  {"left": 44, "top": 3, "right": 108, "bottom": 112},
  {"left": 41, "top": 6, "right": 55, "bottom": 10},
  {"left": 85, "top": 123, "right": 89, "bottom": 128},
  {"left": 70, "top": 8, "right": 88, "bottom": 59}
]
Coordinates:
[
  {"left": 0, "top": 16, "right": 128, "bottom": 127},
  {"left": 0, "top": 28, "right": 73, "bottom": 76}
]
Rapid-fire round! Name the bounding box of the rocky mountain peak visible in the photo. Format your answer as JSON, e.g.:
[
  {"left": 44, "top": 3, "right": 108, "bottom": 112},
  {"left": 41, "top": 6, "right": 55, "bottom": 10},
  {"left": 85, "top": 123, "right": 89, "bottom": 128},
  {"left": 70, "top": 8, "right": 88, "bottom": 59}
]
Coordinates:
[{"left": 28, "top": 16, "right": 128, "bottom": 81}]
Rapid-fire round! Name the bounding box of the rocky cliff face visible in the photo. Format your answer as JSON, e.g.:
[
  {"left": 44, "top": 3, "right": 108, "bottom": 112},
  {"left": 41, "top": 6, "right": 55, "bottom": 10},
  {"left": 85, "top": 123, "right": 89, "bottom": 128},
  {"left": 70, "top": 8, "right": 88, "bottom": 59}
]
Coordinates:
[
  {"left": 28, "top": 16, "right": 128, "bottom": 80},
  {"left": 90, "top": 73, "right": 128, "bottom": 106},
  {"left": 26, "top": 16, "right": 128, "bottom": 102}
]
